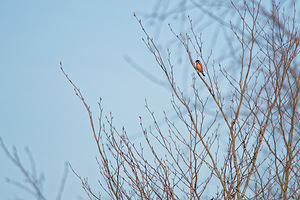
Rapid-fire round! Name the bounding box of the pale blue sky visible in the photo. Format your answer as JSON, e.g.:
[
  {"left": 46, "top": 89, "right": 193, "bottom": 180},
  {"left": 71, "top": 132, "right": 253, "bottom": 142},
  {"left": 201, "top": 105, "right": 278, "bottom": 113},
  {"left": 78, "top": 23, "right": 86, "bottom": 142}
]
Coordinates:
[
  {"left": 2, "top": 1, "right": 298, "bottom": 199},
  {"left": 0, "top": 1, "right": 173, "bottom": 199}
]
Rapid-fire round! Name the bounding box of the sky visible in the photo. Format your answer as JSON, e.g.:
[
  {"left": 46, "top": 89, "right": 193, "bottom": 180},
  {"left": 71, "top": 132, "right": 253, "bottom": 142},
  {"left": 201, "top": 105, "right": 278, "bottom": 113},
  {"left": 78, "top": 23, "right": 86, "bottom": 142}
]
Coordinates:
[
  {"left": 2, "top": 1, "right": 298, "bottom": 199},
  {"left": 0, "top": 1, "right": 173, "bottom": 199}
]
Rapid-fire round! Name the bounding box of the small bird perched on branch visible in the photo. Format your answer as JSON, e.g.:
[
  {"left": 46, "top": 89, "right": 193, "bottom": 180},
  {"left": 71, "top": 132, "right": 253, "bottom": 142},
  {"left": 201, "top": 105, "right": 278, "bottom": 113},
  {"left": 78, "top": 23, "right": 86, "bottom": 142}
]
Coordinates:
[{"left": 196, "top": 60, "right": 205, "bottom": 76}]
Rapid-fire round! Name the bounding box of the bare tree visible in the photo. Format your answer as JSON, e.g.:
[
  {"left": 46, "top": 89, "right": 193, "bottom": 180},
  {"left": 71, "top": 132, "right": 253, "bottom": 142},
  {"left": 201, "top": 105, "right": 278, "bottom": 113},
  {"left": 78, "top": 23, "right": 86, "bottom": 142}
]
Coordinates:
[
  {"left": 61, "top": 0, "right": 299, "bottom": 199},
  {"left": 0, "top": 137, "right": 68, "bottom": 200}
]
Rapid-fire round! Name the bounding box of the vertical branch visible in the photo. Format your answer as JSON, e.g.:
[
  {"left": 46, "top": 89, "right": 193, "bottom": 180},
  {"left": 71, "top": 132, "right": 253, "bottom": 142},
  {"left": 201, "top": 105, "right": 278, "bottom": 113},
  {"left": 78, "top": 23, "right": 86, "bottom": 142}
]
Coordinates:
[{"left": 60, "top": 63, "right": 120, "bottom": 199}]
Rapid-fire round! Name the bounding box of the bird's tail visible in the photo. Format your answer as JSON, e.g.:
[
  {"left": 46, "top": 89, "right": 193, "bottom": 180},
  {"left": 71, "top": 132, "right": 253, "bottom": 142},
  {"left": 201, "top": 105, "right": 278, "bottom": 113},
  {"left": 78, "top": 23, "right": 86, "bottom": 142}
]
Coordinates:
[{"left": 201, "top": 71, "right": 205, "bottom": 76}]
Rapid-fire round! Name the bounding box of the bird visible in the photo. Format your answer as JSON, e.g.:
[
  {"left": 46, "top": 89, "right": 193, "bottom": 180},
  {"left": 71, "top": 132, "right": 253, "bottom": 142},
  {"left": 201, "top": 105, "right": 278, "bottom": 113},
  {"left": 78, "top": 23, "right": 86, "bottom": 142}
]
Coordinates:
[{"left": 195, "top": 60, "right": 205, "bottom": 76}]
